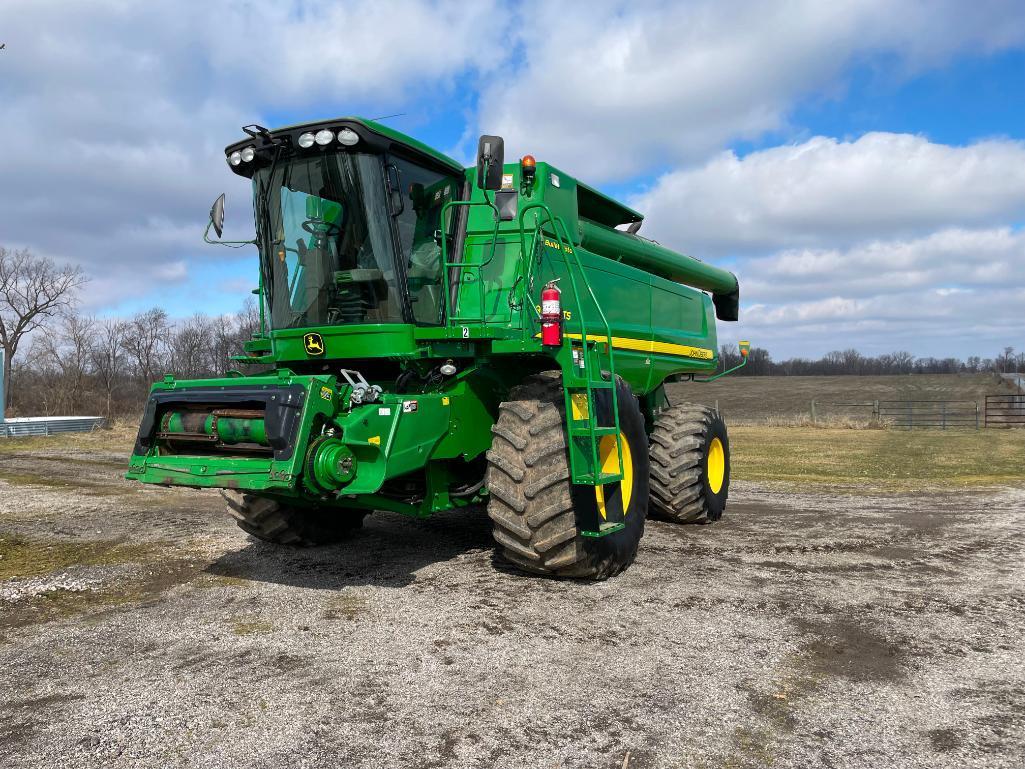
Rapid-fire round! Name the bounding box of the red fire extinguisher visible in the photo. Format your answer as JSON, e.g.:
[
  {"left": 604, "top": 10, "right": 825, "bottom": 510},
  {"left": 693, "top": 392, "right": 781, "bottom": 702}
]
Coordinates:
[{"left": 541, "top": 280, "right": 562, "bottom": 347}]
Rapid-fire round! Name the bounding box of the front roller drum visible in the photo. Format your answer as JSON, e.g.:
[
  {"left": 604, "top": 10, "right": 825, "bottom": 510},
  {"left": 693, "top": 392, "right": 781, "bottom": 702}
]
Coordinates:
[{"left": 485, "top": 372, "right": 649, "bottom": 580}]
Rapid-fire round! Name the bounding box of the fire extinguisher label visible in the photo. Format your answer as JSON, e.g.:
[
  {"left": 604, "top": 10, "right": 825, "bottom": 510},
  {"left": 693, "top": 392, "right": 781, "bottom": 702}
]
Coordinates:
[{"left": 542, "top": 300, "right": 560, "bottom": 315}]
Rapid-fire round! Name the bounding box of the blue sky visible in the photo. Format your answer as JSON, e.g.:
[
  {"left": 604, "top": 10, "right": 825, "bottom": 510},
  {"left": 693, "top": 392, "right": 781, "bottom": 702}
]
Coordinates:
[{"left": 2, "top": 0, "right": 1023, "bottom": 359}]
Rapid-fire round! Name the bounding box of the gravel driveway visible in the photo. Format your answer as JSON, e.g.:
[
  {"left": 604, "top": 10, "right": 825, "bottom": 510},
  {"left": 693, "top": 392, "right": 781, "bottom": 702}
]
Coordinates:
[{"left": 1, "top": 446, "right": 1023, "bottom": 768}]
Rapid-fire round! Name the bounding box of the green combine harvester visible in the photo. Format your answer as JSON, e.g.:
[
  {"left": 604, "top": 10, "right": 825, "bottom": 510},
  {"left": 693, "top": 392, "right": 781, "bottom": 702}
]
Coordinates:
[{"left": 127, "top": 118, "right": 748, "bottom": 579}]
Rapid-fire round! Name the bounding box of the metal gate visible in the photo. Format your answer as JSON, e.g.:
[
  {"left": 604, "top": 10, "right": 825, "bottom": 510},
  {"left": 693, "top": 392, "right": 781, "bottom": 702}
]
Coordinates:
[
  {"left": 813, "top": 399, "right": 980, "bottom": 429},
  {"left": 985, "top": 394, "right": 1025, "bottom": 428},
  {"left": 876, "top": 400, "right": 980, "bottom": 429}
]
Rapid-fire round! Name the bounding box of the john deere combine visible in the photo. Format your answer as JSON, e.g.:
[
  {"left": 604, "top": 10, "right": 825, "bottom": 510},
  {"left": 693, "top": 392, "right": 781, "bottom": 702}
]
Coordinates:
[{"left": 127, "top": 118, "right": 747, "bottom": 579}]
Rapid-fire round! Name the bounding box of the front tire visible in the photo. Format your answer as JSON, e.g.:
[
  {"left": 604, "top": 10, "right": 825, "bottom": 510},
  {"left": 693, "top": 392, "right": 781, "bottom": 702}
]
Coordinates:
[
  {"left": 485, "top": 372, "right": 649, "bottom": 579},
  {"left": 649, "top": 403, "right": 730, "bottom": 523},
  {"left": 220, "top": 491, "right": 366, "bottom": 546}
]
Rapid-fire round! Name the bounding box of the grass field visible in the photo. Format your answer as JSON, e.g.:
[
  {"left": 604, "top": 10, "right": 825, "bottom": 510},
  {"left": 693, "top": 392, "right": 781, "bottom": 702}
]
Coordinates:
[
  {"left": 729, "top": 425, "right": 1025, "bottom": 490},
  {"left": 668, "top": 372, "right": 1019, "bottom": 422},
  {"left": 1, "top": 416, "right": 1022, "bottom": 492}
]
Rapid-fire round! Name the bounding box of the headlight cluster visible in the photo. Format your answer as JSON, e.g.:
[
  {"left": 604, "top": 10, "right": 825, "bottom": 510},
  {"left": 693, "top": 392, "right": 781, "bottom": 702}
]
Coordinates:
[
  {"left": 228, "top": 126, "right": 361, "bottom": 166},
  {"left": 228, "top": 146, "right": 256, "bottom": 166},
  {"left": 297, "top": 127, "right": 360, "bottom": 149}
]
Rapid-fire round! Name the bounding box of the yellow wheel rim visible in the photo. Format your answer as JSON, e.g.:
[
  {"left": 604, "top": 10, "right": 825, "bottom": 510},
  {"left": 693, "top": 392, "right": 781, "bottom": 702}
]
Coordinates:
[
  {"left": 595, "top": 432, "right": 633, "bottom": 519},
  {"left": 707, "top": 437, "right": 725, "bottom": 494}
]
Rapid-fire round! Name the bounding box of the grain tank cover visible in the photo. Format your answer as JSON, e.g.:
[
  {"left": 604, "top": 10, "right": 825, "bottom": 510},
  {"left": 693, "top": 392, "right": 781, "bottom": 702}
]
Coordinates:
[{"left": 577, "top": 181, "right": 644, "bottom": 228}]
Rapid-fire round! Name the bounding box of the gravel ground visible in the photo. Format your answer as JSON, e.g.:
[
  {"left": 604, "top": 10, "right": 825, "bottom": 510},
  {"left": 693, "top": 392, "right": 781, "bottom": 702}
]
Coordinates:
[{"left": 1, "top": 446, "right": 1024, "bottom": 768}]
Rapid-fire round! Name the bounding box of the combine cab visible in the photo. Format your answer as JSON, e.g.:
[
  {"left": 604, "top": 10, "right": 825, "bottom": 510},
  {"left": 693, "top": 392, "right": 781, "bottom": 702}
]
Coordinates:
[{"left": 127, "top": 119, "right": 746, "bottom": 579}]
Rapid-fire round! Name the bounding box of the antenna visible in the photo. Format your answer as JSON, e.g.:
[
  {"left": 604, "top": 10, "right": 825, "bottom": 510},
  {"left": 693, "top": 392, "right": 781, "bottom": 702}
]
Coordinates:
[{"left": 370, "top": 112, "right": 407, "bottom": 122}]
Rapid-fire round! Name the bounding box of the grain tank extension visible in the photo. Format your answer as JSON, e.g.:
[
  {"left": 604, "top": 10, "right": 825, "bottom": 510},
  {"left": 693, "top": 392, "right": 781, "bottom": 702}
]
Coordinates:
[{"left": 127, "top": 119, "right": 748, "bottom": 579}]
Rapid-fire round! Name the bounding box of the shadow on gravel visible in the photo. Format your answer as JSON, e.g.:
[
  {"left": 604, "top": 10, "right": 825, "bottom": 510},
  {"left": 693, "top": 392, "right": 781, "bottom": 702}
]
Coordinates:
[{"left": 204, "top": 506, "right": 494, "bottom": 589}]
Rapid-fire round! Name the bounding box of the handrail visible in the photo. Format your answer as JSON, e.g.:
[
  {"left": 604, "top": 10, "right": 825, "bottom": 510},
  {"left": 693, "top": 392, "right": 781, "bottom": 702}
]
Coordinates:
[
  {"left": 517, "top": 202, "right": 622, "bottom": 485},
  {"left": 439, "top": 199, "right": 502, "bottom": 325}
]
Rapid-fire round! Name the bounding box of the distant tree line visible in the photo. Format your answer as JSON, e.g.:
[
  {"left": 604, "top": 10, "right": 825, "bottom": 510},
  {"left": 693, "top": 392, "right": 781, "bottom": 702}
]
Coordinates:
[
  {"left": 1, "top": 247, "right": 257, "bottom": 419},
  {"left": 7, "top": 303, "right": 259, "bottom": 419},
  {"left": 719, "top": 345, "right": 1025, "bottom": 377}
]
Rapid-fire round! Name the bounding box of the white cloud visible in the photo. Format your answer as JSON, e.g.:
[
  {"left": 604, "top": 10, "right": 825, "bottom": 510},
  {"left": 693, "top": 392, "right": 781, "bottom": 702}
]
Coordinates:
[
  {"left": 720, "top": 227, "right": 1025, "bottom": 357},
  {"left": 631, "top": 133, "right": 1025, "bottom": 357},
  {"left": 479, "top": 0, "right": 1025, "bottom": 181},
  {"left": 0, "top": 0, "right": 506, "bottom": 308},
  {"left": 633, "top": 134, "right": 1025, "bottom": 257},
  {"left": 743, "top": 227, "right": 1025, "bottom": 302},
  {"left": 0, "top": 0, "right": 1022, "bottom": 360},
  {"left": 724, "top": 283, "right": 1025, "bottom": 358}
]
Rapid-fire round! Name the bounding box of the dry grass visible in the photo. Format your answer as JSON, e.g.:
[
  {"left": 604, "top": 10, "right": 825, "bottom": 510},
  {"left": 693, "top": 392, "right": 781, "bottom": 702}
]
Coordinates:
[
  {"left": 0, "top": 420, "right": 138, "bottom": 455},
  {"left": 669, "top": 372, "right": 1017, "bottom": 422},
  {"left": 730, "top": 425, "right": 1025, "bottom": 490},
  {"left": 2, "top": 408, "right": 1021, "bottom": 493}
]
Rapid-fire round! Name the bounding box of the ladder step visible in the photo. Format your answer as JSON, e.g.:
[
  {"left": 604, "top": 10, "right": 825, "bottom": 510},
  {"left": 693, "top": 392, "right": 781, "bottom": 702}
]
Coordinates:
[
  {"left": 568, "top": 425, "right": 618, "bottom": 437},
  {"left": 580, "top": 522, "right": 626, "bottom": 538},
  {"left": 575, "top": 470, "right": 624, "bottom": 485}
]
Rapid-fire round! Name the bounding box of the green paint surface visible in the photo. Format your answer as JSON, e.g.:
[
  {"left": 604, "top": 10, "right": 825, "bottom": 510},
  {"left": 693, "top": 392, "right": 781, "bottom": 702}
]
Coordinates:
[{"left": 130, "top": 118, "right": 738, "bottom": 516}]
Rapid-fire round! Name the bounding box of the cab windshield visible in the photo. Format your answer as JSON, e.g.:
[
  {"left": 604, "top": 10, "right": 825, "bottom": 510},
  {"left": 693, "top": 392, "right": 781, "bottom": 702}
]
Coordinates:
[
  {"left": 253, "top": 150, "right": 459, "bottom": 329},
  {"left": 255, "top": 152, "right": 401, "bottom": 328}
]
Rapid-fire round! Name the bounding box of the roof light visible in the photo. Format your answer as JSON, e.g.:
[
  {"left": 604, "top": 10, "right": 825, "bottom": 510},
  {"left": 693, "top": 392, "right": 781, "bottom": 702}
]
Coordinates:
[
  {"left": 315, "top": 129, "right": 334, "bottom": 146},
  {"left": 337, "top": 128, "right": 359, "bottom": 146},
  {"left": 228, "top": 150, "right": 242, "bottom": 166},
  {"left": 521, "top": 154, "right": 536, "bottom": 186},
  {"left": 298, "top": 132, "right": 315, "bottom": 148},
  {"left": 240, "top": 146, "right": 255, "bottom": 163}
]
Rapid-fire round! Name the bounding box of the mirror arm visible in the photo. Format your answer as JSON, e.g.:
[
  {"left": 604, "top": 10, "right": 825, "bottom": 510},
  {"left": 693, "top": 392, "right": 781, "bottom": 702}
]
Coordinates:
[{"left": 203, "top": 220, "right": 257, "bottom": 248}]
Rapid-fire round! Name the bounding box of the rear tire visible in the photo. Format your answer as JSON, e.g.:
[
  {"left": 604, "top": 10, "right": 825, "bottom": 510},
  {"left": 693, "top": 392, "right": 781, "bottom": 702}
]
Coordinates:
[
  {"left": 485, "top": 371, "right": 649, "bottom": 580},
  {"left": 220, "top": 491, "right": 366, "bottom": 546},
  {"left": 649, "top": 403, "right": 730, "bottom": 523}
]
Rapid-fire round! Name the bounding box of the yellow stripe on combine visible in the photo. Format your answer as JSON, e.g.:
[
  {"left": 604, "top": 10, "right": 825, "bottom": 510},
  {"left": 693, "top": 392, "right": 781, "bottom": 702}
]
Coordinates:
[{"left": 562, "top": 333, "right": 714, "bottom": 360}]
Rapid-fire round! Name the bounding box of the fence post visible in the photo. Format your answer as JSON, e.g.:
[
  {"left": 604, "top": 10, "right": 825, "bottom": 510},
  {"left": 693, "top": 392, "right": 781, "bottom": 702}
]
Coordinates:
[
  {"left": 810, "top": 399, "right": 817, "bottom": 425},
  {"left": 941, "top": 401, "right": 947, "bottom": 430},
  {"left": 976, "top": 402, "right": 980, "bottom": 430},
  {"left": 873, "top": 400, "right": 879, "bottom": 421}
]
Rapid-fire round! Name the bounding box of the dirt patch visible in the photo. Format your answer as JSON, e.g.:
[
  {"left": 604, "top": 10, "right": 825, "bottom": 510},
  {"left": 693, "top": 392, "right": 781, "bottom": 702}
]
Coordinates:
[
  {"left": 321, "top": 592, "right": 368, "bottom": 621},
  {"left": 230, "top": 618, "right": 277, "bottom": 636},
  {"left": 796, "top": 617, "right": 906, "bottom": 683},
  {"left": 0, "top": 437, "right": 1023, "bottom": 768},
  {"left": 0, "top": 558, "right": 201, "bottom": 633},
  {"left": 0, "top": 535, "right": 162, "bottom": 581}
]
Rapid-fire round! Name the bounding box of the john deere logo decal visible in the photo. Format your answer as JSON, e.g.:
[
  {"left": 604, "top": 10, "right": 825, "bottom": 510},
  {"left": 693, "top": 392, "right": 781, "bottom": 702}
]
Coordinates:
[{"left": 303, "top": 332, "right": 325, "bottom": 356}]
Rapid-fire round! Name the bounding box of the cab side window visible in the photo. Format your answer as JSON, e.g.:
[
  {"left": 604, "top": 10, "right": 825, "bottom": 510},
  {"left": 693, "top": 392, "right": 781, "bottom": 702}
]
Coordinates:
[{"left": 390, "top": 156, "right": 460, "bottom": 325}]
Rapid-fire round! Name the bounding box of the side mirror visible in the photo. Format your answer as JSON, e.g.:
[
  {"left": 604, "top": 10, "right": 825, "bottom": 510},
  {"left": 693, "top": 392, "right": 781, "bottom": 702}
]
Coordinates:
[
  {"left": 476, "top": 135, "right": 505, "bottom": 190},
  {"left": 209, "top": 193, "right": 225, "bottom": 238}
]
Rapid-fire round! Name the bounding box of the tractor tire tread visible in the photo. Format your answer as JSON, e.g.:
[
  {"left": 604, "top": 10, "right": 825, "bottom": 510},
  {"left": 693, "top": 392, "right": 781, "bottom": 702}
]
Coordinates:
[
  {"left": 648, "top": 403, "right": 727, "bottom": 524},
  {"left": 486, "top": 371, "right": 645, "bottom": 580},
  {"left": 219, "top": 490, "right": 365, "bottom": 546}
]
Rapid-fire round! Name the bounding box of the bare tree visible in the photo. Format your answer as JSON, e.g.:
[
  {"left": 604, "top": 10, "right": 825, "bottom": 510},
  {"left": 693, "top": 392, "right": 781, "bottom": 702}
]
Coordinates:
[
  {"left": 91, "top": 318, "right": 129, "bottom": 420},
  {"left": 0, "top": 247, "right": 86, "bottom": 409},
  {"left": 32, "top": 311, "right": 97, "bottom": 414},
  {"left": 999, "top": 346, "right": 1015, "bottom": 373},
  {"left": 124, "top": 307, "right": 171, "bottom": 385},
  {"left": 168, "top": 314, "right": 214, "bottom": 380}
]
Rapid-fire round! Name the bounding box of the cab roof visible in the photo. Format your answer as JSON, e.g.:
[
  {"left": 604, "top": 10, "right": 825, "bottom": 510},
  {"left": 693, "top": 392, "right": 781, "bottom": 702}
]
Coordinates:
[{"left": 224, "top": 116, "right": 465, "bottom": 177}]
